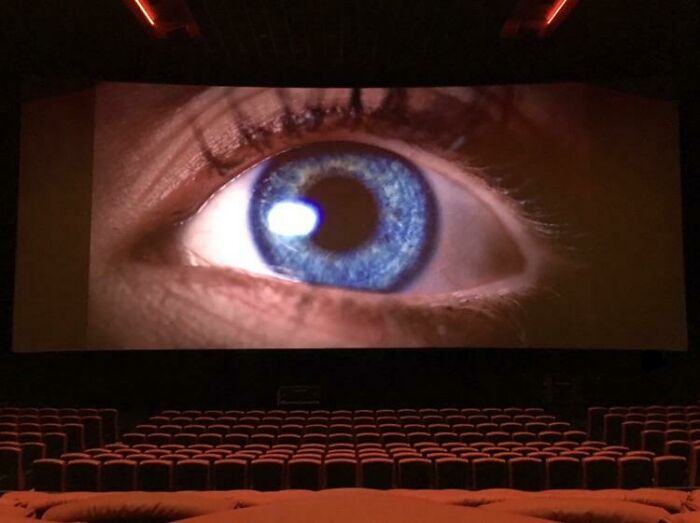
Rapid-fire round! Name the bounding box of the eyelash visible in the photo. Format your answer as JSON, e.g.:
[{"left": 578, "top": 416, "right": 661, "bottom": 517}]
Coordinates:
[
  {"left": 195, "top": 87, "right": 572, "bottom": 255},
  {"left": 193, "top": 88, "right": 492, "bottom": 181}
]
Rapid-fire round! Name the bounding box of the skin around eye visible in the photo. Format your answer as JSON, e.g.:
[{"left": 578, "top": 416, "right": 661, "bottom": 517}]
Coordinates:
[
  {"left": 178, "top": 138, "right": 533, "bottom": 297},
  {"left": 87, "top": 83, "right": 569, "bottom": 349}
]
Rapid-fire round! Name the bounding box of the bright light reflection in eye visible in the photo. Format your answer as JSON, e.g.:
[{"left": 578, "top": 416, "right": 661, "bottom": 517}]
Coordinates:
[{"left": 266, "top": 200, "right": 321, "bottom": 238}]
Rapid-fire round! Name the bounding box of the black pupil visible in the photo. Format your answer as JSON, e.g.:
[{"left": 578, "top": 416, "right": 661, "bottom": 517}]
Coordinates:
[{"left": 303, "top": 171, "right": 379, "bottom": 252}]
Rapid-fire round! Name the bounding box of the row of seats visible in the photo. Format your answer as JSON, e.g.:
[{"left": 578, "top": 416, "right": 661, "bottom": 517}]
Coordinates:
[
  {"left": 19, "top": 453, "right": 691, "bottom": 492},
  {"left": 588, "top": 405, "right": 700, "bottom": 442},
  {"left": 151, "top": 407, "right": 553, "bottom": 418},
  {"left": 0, "top": 408, "right": 119, "bottom": 447},
  {"left": 134, "top": 421, "right": 576, "bottom": 436},
  {"left": 119, "top": 429, "right": 589, "bottom": 448},
  {"left": 600, "top": 419, "right": 700, "bottom": 449},
  {"left": 146, "top": 414, "right": 565, "bottom": 426},
  {"left": 6, "top": 436, "right": 699, "bottom": 491}
]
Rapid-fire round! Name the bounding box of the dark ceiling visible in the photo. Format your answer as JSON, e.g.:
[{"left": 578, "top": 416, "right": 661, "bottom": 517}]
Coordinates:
[{"left": 1, "top": 1, "right": 699, "bottom": 88}]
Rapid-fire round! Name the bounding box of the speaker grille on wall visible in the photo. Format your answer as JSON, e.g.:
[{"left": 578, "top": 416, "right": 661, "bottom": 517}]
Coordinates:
[{"left": 277, "top": 386, "right": 321, "bottom": 407}]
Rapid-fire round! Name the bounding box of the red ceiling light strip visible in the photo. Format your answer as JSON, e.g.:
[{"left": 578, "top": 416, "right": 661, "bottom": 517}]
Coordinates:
[
  {"left": 545, "top": 0, "right": 569, "bottom": 25},
  {"left": 133, "top": 0, "right": 156, "bottom": 26}
]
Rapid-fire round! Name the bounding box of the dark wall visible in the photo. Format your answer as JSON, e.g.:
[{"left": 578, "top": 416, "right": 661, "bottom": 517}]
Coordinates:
[{"left": 0, "top": 78, "right": 698, "bottom": 422}]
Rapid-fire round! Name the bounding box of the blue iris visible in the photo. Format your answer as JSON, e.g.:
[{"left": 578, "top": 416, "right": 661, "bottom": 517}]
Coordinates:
[{"left": 249, "top": 142, "right": 437, "bottom": 292}]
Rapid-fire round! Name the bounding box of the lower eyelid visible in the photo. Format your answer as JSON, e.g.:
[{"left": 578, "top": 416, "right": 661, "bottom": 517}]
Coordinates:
[{"left": 106, "top": 260, "right": 531, "bottom": 348}]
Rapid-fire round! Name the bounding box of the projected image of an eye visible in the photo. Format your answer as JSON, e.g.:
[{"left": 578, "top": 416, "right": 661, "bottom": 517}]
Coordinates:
[
  {"left": 249, "top": 142, "right": 436, "bottom": 291},
  {"left": 181, "top": 138, "right": 529, "bottom": 296}
]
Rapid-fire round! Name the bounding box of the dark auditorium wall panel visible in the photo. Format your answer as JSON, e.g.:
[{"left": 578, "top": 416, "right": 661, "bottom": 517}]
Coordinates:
[{"left": 12, "top": 83, "right": 94, "bottom": 351}]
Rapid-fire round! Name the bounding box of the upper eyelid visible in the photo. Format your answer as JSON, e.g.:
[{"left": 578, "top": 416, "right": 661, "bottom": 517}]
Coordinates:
[
  {"left": 187, "top": 87, "right": 492, "bottom": 177},
  {"left": 139, "top": 87, "right": 545, "bottom": 240},
  {"left": 132, "top": 88, "right": 521, "bottom": 230}
]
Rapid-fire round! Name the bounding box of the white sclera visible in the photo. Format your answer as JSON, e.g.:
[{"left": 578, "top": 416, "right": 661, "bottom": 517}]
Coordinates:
[{"left": 180, "top": 161, "right": 281, "bottom": 279}]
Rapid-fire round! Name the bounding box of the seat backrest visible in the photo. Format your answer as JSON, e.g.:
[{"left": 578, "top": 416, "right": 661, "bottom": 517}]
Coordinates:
[
  {"left": 250, "top": 458, "right": 285, "bottom": 491},
  {"left": 101, "top": 459, "right": 137, "bottom": 491},
  {"left": 212, "top": 458, "right": 248, "bottom": 490},
  {"left": 472, "top": 457, "right": 507, "bottom": 489},
  {"left": 32, "top": 458, "right": 65, "bottom": 492},
  {"left": 397, "top": 458, "right": 433, "bottom": 489},
  {"left": 359, "top": 458, "right": 394, "bottom": 489},
  {"left": 174, "top": 459, "right": 210, "bottom": 490},
  {"left": 65, "top": 459, "right": 100, "bottom": 491},
  {"left": 288, "top": 458, "right": 322, "bottom": 490},
  {"left": 582, "top": 456, "right": 617, "bottom": 490},
  {"left": 546, "top": 456, "right": 581, "bottom": 489},
  {"left": 138, "top": 459, "right": 174, "bottom": 491},
  {"left": 509, "top": 457, "right": 545, "bottom": 491},
  {"left": 653, "top": 455, "right": 688, "bottom": 487},
  {"left": 0, "top": 446, "right": 23, "bottom": 490},
  {"left": 618, "top": 456, "right": 653, "bottom": 488},
  {"left": 435, "top": 457, "right": 470, "bottom": 489}
]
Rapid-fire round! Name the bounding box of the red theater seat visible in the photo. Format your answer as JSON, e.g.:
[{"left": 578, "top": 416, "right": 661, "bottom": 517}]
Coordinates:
[
  {"left": 472, "top": 457, "right": 507, "bottom": 489},
  {"left": 59, "top": 423, "right": 86, "bottom": 452},
  {"left": 65, "top": 459, "right": 100, "bottom": 491},
  {"left": 147, "top": 432, "right": 172, "bottom": 446},
  {"left": 549, "top": 421, "right": 571, "bottom": 432},
  {"left": 666, "top": 439, "right": 693, "bottom": 461},
  {"left": 121, "top": 432, "right": 146, "bottom": 445},
  {"left": 249, "top": 458, "right": 284, "bottom": 491},
  {"left": 654, "top": 455, "right": 688, "bottom": 487},
  {"left": 546, "top": 456, "right": 582, "bottom": 489},
  {"left": 0, "top": 446, "right": 23, "bottom": 490},
  {"left": 642, "top": 429, "right": 665, "bottom": 455},
  {"left": 582, "top": 456, "right": 617, "bottom": 489},
  {"left": 356, "top": 432, "right": 381, "bottom": 444},
  {"left": 645, "top": 420, "right": 666, "bottom": 431},
  {"left": 288, "top": 458, "right": 322, "bottom": 490},
  {"left": 31, "top": 458, "right": 65, "bottom": 491},
  {"left": 62, "top": 452, "right": 91, "bottom": 460},
  {"left": 513, "top": 431, "right": 537, "bottom": 443},
  {"left": 185, "top": 424, "right": 208, "bottom": 435},
  {"left": 360, "top": 457, "right": 394, "bottom": 489},
  {"left": 100, "top": 408, "right": 119, "bottom": 443},
  {"left": 212, "top": 458, "right": 248, "bottom": 489},
  {"left": 136, "top": 423, "right": 159, "bottom": 434},
  {"left": 199, "top": 433, "right": 224, "bottom": 446},
  {"left": 101, "top": 459, "right": 137, "bottom": 491},
  {"left": 20, "top": 440, "right": 45, "bottom": 473},
  {"left": 501, "top": 422, "right": 523, "bottom": 434},
  {"left": 476, "top": 422, "right": 498, "bottom": 434},
  {"left": 434, "top": 457, "right": 470, "bottom": 489},
  {"left": 324, "top": 458, "right": 357, "bottom": 488},
  {"left": 618, "top": 456, "right": 653, "bottom": 488},
  {"left": 603, "top": 413, "right": 625, "bottom": 445},
  {"left": 43, "top": 432, "right": 68, "bottom": 458},
  {"left": 159, "top": 424, "right": 182, "bottom": 436},
  {"left": 174, "top": 433, "right": 198, "bottom": 446},
  {"left": 622, "top": 421, "right": 644, "bottom": 450},
  {"left": 509, "top": 457, "right": 545, "bottom": 491},
  {"left": 138, "top": 459, "right": 173, "bottom": 491},
  {"left": 93, "top": 452, "right": 123, "bottom": 462},
  {"left": 666, "top": 429, "right": 690, "bottom": 441},
  {"left": 486, "top": 431, "right": 510, "bottom": 444},
  {"left": 82, "top": 416, "right": 104, "bottom": 448},
  {"left": 525, "top": 422, "right": 548, "bottom": 434},
  {"left": 174, "top": 459, "right": 211, "bottom": 490},
  {"left": 538, "top": 431, "right": 562, "bottom": 444},
  {"left": 397, "top": 457, "right": 433, "bottom": 489}
]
